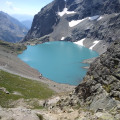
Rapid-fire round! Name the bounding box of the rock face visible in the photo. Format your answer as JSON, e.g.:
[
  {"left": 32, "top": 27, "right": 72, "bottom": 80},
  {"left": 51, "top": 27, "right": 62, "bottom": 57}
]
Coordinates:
[
  {"left": 24, "top": 0, "right": 65, "bottom": 41},
  {"left": 0, "top": 11, "right": 28, "bottom": 43},
  {"left": 65, "top": 40, "right": 120, "bottom": 111},
  {"left": 24, "top": 0, "right": 120, "bottom": 54}
]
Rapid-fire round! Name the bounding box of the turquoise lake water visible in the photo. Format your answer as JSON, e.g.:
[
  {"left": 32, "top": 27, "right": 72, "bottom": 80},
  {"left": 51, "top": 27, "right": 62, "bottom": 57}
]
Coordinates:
[{"left": 18, "top": 41, "right": 98, "bottom": 85}]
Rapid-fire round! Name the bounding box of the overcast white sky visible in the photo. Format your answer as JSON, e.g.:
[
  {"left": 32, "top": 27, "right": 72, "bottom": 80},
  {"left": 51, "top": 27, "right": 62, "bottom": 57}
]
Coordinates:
[{"left": 0, "top": 0, "right": 53, "bottom": 15}]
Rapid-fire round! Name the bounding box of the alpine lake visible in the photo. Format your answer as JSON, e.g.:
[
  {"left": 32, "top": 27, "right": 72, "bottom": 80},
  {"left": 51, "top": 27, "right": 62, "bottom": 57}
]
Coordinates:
[{"left": 18, "top": 41, "right": 98, "bottom": 85}]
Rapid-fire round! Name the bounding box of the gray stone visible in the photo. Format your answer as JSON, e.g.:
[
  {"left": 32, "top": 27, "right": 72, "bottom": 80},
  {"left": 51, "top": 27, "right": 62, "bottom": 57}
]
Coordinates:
[{"left": 115, "top": 114, "right": 120, "bottom": 120}]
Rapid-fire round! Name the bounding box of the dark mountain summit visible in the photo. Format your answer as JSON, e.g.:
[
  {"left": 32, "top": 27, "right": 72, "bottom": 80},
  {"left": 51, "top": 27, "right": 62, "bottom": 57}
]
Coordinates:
[
  {"left": 0, "top": 11, "right": 28, "bottom": 43},
  {"left": 23, "top": 0, "right": 120, "bottom": 54}
]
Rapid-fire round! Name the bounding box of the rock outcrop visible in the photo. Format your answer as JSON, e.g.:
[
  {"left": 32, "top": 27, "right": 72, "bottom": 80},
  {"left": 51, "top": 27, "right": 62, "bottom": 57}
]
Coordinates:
[
  {"left": 57, "top": 39, "right": 120, "bottom": 113},
  {"left": 23, "top": 0, "right": 120, "bottom": 54},
  {"left": 0, "top": 11, "right": 28, "bottom": 43}
]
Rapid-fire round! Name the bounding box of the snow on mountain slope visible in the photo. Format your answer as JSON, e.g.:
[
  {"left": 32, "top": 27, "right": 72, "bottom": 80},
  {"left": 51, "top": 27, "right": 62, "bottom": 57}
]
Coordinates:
[{"left": 23, "top": 0, "right": 120, "bottom": 54}]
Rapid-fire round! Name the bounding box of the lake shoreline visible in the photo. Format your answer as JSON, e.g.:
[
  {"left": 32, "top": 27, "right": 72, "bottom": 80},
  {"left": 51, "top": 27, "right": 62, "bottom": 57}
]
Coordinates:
[
  {"left": 81, "top": 57, "right": 97, "bottom": 69},
  {"left": 0, "top": 41, "right": 98, "bottom": 93},
  {"left": 19, "top": 41, "right": 98, "bottom": 85}
]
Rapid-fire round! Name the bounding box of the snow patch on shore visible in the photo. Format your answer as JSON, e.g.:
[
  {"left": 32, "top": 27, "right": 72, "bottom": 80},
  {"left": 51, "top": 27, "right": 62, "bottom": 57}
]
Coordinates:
[
  {"left": 61, "top": 37, "right": 65, "bottom": 40},
  {"left": 74, "top": 38, "right": 86, "bottom": 46},
  {"left": 89, "top": 15, "right": 100, "bottom": 20},
  {"left": 69, "top": 18, "right": 87, "bottom": 27},
  {"left": 97, "top": 16, "right": 103, "bottom": 21},
  {"left": 58, "top": 8, "right": 76, "bottom": 17},
  {"left": 89, "top": 41, "right": 100, "bottom": 50}
]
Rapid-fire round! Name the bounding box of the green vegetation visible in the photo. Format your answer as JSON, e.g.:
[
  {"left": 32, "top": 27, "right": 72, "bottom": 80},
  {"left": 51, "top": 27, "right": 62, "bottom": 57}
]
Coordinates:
[
  {"left": 0, "top": 40, "right": 26, "bottom": 54},
  {"left": 103, "top": 84, "right": 111, "bottom": 93},
  {"left": 36, "top": 114, "right": 43, "bottom": 120},
  {"left": 0, "top": 70, "right": 55, "bottom": 108},
  {"left": 115, "top": 97, "right": 120, "bottom": 101}
]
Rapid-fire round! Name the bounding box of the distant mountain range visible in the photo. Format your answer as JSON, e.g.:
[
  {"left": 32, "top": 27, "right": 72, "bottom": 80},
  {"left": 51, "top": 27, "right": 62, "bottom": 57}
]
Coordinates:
[
  {"left": 0, "top": 11, "right": 28, "bottom": 43},
  {"left": 11, "top": 14, "right": 33, "bottom": 29}
]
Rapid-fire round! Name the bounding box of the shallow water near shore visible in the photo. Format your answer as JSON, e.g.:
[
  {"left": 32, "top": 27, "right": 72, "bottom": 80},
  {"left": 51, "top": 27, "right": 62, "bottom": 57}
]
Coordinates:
[{"left": 18, "top": 41, "right": 98, "bottom": 85}]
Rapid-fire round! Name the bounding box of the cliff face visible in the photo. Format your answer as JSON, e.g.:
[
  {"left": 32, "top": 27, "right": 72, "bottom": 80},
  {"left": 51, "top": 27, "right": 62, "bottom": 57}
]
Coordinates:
[
  {"left": 24, "top": 0, "right": 120, "bottom": 54},
  {"left": 24, "top": 0, "right": 65, "bottom": 41},
  {"left": 0, "top": 11, "right": 28, "bottom": 43}
]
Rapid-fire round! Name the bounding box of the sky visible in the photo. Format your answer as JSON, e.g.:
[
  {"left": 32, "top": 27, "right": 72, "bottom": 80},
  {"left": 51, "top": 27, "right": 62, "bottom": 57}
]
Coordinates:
[{"left": 0, "top": 0, "right": 53, "bottom": 16}]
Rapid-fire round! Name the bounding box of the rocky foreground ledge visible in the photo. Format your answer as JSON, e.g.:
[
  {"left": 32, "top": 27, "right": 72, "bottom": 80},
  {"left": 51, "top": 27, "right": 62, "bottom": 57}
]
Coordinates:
[{"left": 47, "top": 40, "right": 120, "bottom": 119}]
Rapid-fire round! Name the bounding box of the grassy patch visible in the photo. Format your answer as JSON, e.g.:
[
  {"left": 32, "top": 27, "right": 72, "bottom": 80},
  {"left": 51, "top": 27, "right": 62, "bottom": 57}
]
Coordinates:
[
  {"left": 103, "top": 84, "right": 111, "bottom": 93},
  {"left": 0, "top": 70, "right": 55, "bottom": 108},
  {"left": 114, "top": 97, "right": 120, "bottom": 101},
  {"left": 36, "top": 114, "right": 43, "bottom": 120}
]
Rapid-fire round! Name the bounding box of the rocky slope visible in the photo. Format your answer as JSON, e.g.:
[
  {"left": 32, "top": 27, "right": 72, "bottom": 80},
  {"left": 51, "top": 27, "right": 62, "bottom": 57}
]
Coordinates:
[
  {"left": 24, "top": 0, "right": 120, "bottom": 54},
  {"left": 0, "top": 11, "right": 28, "bottom": 43},
  {"left": 55, "top": 39, "right": 120, "bottom": 116}
]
